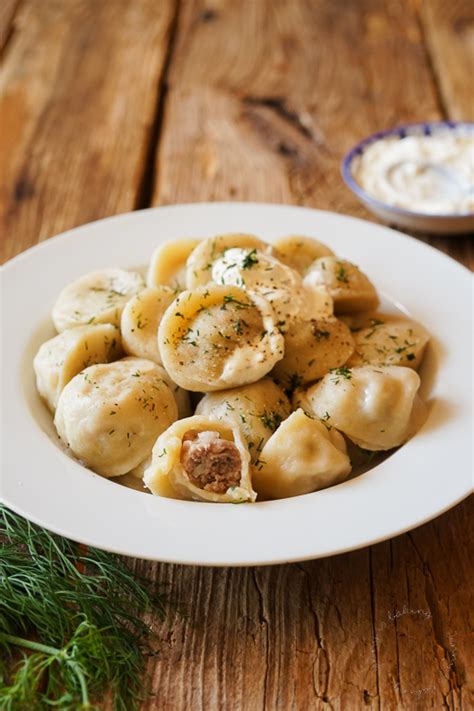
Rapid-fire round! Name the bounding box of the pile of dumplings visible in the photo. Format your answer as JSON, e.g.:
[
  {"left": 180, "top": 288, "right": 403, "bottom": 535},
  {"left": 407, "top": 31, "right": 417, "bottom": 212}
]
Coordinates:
[{"left": 34, "top": 233, "right": 429, "bottom": 503}]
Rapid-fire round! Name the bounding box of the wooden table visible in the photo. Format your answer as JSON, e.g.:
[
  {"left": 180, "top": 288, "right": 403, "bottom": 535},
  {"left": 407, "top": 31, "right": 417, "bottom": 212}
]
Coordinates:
[{"left": 1, "top": 1, "right": 473, "bottom": 708}]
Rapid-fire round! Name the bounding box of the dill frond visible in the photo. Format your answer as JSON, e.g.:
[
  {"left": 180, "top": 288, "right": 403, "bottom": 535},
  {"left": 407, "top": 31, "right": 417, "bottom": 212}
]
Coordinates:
[{"left": 0, "top": 505, "right": 171, "bottom": 710}]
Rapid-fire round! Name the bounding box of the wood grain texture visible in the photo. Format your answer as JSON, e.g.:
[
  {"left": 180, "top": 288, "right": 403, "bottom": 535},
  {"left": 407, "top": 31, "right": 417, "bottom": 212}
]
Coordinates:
[
  {"left": 135, "top": 1, "right": 473, "bottom": 708},
  {"left": 418, "top": 0, "right": 474, "bottom": 121},
  {"left": 135, "top": 498, "right": 473, "bottom": 711},
  {"left": 0, "top": 0, "right": 177, "bottom": 264},
  {"left": 152, "top": 0, "right": 472, "bottom": 268},
  {"left": 1, "top": 1, "right": 472, "bottom": 709},
  {"left": 0, "top": 0, "right": 21, "bottom": 53}
]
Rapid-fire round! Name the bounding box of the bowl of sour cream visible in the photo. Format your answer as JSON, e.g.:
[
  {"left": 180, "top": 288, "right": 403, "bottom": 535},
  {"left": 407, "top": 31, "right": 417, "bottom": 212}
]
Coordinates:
[{"left": 342, "top": 121, "right": 474, "bottom": 234}]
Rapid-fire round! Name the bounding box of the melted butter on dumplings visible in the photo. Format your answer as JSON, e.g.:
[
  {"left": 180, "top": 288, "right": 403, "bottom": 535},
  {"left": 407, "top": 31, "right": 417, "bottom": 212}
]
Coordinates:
[
  {"left": 158, "top": 284, "right": 284, "bottom": 391},
  {"left": 54, "top": 358, "right": 178, "bottom": 477}
]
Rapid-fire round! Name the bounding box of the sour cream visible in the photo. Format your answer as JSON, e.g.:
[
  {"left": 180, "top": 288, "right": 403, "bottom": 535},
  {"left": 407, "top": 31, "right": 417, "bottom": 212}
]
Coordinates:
[{"left": 354, "top": 130, "right": 474, "bottom": 214}]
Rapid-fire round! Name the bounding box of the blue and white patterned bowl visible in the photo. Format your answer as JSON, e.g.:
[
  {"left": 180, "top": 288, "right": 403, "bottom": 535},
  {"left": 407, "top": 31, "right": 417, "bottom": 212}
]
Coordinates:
[{"left": 342, "top": 121, "right": 474, "bottom": 235}]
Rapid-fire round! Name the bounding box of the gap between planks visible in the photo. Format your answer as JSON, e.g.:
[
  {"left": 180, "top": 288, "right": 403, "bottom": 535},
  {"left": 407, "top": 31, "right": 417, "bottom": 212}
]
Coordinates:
[{"left": 134, "top": 0, "right": 182, "bottom": 210}]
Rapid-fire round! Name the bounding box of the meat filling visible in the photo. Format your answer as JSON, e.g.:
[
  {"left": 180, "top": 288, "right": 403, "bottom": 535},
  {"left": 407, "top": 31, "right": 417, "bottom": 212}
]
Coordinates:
[{"left": 180, "top": 430, "right": 242, "bottom": 494}]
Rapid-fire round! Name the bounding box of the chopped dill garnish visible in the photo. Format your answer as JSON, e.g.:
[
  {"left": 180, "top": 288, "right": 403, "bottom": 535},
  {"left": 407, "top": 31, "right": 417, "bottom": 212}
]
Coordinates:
[
  {"left": 233, "top": 319, "right": 248, "bottom": 335},
  {"left": 329, "top": 366, "right": 352, "bottom": 384},
  {"left": 364, "top": 318, "right": 384, "bottom": 339},
  {"left": 0, "top": 506, "right": 172, "bottom": 710},
  {"left": 241, "top": 249, "right": 259, "bottom": 270},
  {"left": 313, "top": 327, "right": 330, "bottom": 341},
  {"left": 220, "top": 294, "right": 251, "bottom": 310},
  {"left": 335, "top": 264, "right": 349, "bottom": 283},
  {"left": 258, "top": 411, "right": 283, "bottom": 432}
]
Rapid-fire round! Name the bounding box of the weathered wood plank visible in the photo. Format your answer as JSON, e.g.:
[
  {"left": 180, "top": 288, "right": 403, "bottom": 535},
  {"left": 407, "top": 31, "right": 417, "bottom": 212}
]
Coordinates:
[
  {"left": 152, "top": 0, "right": 472, "bottom": 269},
  {"left": 153, "top": 0, "right": 438, "bottom": 209},
  {"left": 0, "top": 0, "right": 176, "bottom": 264},
  {"left": 418, "top": 0, "right": 474, "bottom": 121},
  {"left": 141, "top": 0, "right": 473, "bottom": 708},
  {"left": 138, "top": 498, "right": 473, "bottom": 711}
]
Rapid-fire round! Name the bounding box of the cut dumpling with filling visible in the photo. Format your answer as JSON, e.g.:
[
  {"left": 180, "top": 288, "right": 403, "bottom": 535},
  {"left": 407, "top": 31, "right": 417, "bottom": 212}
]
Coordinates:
[
  {"left": 158, "top": 284, "right": 284, "bottom": 391},
  {"left": 52, "top": 268, "right": 145, "bottom": 332},
  {"left": 54, "top": 358, "right": 178, "bottom": 477},
  {"left": 34, "top": 324, "right": 122, "bottom": 412},
  {"left": 144, "top": 416, "right": 255, "bottom": 503},
  {"left": 304, "top": 257, "right": 379, "bottom": 314},
  {"left": 185, "top": 233, "right": 274, "bottom": 289},
  {"left": 211, "top": 247, "right": 329, "bottom": 329},
  {"left": 252, "top": 409, "right": 352, "bottom": 499},
  {"left": 195, "top": 378, "right": 291, "bottom": 462},
  {"left": 147, "top": 238, "right": 201, "bottom": 290},
  {"left": 121, "top": 286, "right": 176, "bottom": 364},
  {"left": 272, "top": 317, "right": 355, "bottom": 388},
  {"left": 340, "top": 313, "right": 430, "bottom": 370},
  {"left": 303, "top": 365, "right": 422, "bottom": 450},
  {"left": 274, "top": 235, "right": 334, "bottom": 274}
]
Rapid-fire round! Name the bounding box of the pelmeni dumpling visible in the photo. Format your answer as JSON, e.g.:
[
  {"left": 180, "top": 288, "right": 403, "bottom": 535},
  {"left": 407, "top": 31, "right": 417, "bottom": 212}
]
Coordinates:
[
  {"left": 304, "top": 257, "right": 379, "bottom": 314},
  {"left": 34, "top": 324, "right": 122, "bottom": 412},
  {"left": 212, "top": 247, "right": 330, "bottom": 329},
  {"left": 121, "top": 286, "right": 176, "bottom": 364},
  {"left": 166, "top": 381, "right": 192, "bottom": 419},
  {"left": 252, "top": 409, "right": 352, "bottom": 499},
  {"left": 147, "top": 238, "right": 201, "bottom": 290},
  {"left": 303, "top": 365, "right": 422, "bottom": 451},
  {"left": 195, "top": 378, "right": 291, "bottom": 462},
  {"left": 274, "top": 235, "right": 334, "bottom": 274},
  {"left": 272, "top": 317, "right": 354, "bottom": 388},
  {"left": 158, "top": 284, "right": 284, "bottom": 391},
  {"left": 341, "top": 313, "right": 430, "bottom": 370},
  {"left": 144, "top": 415, "right": 256, "bottom": 503},
  {"left": 54, "top": 358, "right": 178, "bottom": 477},
  {"left": 185, "top": 233, "right": 274, "bottom": 289},
  {"left": 52, "top": 268, "right": 145, "bottom": 332}
]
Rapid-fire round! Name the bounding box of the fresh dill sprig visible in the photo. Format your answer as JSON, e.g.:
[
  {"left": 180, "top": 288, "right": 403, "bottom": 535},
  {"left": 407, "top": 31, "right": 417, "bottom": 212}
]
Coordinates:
[{"left": 0, "top": 505, "right": 171, "bottom": 710}]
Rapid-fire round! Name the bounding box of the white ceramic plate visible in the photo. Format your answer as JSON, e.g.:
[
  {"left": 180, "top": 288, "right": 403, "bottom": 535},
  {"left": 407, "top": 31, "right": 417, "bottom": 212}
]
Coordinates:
[{"left": 1, "top": 203, "right": 472, "bottom": 566}]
